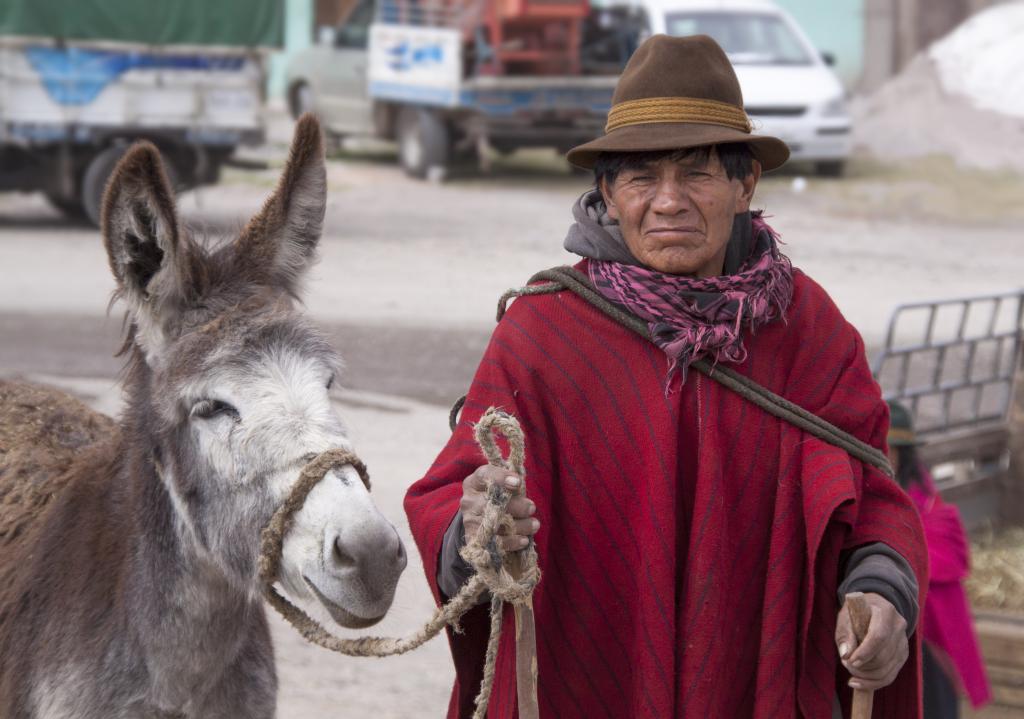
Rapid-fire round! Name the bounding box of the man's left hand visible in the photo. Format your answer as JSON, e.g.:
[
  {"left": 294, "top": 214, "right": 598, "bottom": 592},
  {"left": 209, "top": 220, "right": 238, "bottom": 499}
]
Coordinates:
[{"left": 834, "top": 593, "right": 909, "bottom": 691}]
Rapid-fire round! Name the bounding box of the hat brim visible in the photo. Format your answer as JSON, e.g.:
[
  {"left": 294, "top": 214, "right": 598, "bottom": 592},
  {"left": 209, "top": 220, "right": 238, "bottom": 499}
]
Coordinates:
[{"left": 566, "top": 122, "right": 790, "bottom": 172}]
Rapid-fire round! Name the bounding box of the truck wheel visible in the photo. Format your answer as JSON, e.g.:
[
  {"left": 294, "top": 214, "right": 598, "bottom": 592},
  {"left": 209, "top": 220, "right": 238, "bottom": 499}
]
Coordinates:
[
  {"left": 489, "top": 141, "right": 517, "bottom": 157},
  {"left": 81, "top": 146, "right": 180, "bottom": 227},
  {"left": 290, "top": 82, "right": 315, "bottom": 120},
  {"left": 397, "top": 108, "right": 450, "bottom": 180},
  {"left": 81, "top": 146, "right": 129, "bottom": 227},
  {"left": 44, "top": 193, "right": 86, "bottom": 221}
]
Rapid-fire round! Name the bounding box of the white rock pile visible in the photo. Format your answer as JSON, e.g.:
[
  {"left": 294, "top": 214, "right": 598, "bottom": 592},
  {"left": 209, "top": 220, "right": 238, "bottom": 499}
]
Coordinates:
[{"left": 853, "top": 1, "right": 1024, "bottom": 173}]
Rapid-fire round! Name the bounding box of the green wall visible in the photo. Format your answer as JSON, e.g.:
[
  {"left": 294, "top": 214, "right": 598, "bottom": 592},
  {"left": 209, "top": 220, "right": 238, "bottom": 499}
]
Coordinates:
[
  {"left": 774, "top": 0, "right": 863, "bottom": 88},
  {"left": 268, "top": 0, "right": 314, "bottom": 98}
]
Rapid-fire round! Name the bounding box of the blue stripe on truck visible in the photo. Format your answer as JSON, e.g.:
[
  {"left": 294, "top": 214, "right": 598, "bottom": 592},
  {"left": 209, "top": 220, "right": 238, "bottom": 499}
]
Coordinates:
[
  {"left": 458, "top": 87, "right": 613, "bottom": 116},
  {"left": 368, "top": 81, "right": 458, "bottom": 107},
  {"left": 24, "top": 47, "right": 246, "bottom": 106},
  {"left": 369, "top": 81, "right": 613, "bottom": 116}
]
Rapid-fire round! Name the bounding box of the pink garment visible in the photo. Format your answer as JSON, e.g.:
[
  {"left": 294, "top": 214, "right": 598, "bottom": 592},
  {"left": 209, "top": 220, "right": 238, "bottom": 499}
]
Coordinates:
[{"left": 909, "top": 465, "right": 992, "bottom": 708}]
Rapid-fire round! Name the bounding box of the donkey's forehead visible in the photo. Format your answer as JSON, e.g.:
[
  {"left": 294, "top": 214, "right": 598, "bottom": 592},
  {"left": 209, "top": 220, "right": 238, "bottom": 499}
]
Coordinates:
[{"left": 167, "top": 305, "right": 340, "bottom": 385}]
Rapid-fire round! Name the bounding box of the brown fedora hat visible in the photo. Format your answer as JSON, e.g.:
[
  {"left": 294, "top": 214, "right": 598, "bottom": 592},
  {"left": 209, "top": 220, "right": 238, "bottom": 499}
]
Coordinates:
[{"left": 567, "top": 34, "right": 790, "bottom": 171}]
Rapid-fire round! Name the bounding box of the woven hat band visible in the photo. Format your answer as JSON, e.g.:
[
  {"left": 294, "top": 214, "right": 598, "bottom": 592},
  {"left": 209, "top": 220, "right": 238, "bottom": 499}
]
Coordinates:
[
  {"left": 605, "top": 97, "right": 752, "bottom": 134},
  {"left": 887, "top": 428, "right": 917, "bottom": 444}
]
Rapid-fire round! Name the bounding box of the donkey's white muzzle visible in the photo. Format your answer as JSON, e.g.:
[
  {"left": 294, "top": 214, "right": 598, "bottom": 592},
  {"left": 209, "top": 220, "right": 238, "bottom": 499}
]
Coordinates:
[{"left": 280, "top": 465, "right": 406, "bottom": 627}]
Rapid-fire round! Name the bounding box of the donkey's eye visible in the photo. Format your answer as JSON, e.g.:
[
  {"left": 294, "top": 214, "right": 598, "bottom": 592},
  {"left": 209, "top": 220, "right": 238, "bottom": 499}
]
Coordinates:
[
  {"left": 190, "top": 399, "right": 239, "bottom": 421},
  {"left": 326, "top": 375, "right": 335, "bottom": 390}
]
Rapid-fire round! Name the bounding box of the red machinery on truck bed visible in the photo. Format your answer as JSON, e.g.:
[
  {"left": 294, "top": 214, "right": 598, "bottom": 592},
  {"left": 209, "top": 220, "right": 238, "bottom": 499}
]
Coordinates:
[{"left": 474, "top": 0, "right": 589, "bottom": 75}]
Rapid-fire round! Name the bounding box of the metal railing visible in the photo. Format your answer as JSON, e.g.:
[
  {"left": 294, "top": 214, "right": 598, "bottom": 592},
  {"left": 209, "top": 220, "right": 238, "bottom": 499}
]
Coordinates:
[{"left": 872, "top": 290, "right": 1024, "bottom": 438}]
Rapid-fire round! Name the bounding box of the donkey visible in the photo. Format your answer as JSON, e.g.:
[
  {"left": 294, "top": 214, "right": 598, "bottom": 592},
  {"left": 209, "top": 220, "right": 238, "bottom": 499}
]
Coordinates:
[{"left": 0, "top": 115, "right": 407, "bottom": 718}]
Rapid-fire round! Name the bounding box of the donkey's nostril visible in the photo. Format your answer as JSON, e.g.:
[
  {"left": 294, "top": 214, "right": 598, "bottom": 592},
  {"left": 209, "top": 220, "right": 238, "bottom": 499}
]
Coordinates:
[{"left": 332, "top": 538, "right": 358, "bottom": 570}]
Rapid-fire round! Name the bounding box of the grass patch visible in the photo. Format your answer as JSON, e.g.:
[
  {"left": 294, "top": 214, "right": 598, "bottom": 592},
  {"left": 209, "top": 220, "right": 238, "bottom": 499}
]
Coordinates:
[
  {"left": 219, "top": 167, "right": 279, "bottom": 189},
  {"left": 796, "top": 154, "right": 1024, "bottom": 225}
]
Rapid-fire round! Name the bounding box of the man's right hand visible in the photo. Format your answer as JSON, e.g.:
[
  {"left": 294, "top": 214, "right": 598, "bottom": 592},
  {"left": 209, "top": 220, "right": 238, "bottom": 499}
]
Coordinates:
[{"left": 461, "top": 465, "right": 539, "bottom": 551}]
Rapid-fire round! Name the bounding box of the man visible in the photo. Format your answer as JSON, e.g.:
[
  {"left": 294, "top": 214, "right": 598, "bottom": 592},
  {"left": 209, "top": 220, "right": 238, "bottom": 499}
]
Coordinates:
[{"left": 405, "top": 35, "right": 927, "bottom": 717}]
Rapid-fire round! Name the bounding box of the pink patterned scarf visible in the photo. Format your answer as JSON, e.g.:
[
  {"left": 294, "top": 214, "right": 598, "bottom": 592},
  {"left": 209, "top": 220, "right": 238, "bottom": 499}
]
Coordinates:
[{"left": 588, "top": 212, "right": 793, "bottom": 388}]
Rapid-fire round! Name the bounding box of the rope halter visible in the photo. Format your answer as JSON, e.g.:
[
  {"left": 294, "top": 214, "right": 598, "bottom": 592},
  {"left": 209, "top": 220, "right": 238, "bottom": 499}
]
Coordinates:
[{"left": 257, "top": 409, "right": 540, "bottom": 719}]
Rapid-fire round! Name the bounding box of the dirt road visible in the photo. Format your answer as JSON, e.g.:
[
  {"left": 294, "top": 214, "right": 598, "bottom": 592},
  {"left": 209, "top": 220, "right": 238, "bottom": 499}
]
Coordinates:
[
  {"left": 4, "top": 151, "right": 1024, "bottom": 347},
  {"left": 3, "top": 144, "right": 1023, "bottom": 717}
]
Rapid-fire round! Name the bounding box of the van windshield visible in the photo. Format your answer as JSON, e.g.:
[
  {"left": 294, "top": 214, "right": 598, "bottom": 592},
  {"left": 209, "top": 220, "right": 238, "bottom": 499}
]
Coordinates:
[{"left": 663, "top": 11, "right": 812, "bottom": 65}]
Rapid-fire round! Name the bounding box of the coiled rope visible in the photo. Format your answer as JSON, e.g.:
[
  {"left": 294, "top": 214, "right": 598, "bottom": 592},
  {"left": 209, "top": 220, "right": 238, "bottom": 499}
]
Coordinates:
[{"left": 259, "top": 409, "right": 540, "bottom": 719}]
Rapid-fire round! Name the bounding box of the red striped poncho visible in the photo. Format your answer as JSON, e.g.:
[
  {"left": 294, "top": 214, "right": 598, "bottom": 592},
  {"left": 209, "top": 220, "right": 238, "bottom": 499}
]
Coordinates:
[{"left": 404, "top": 264, "right": 928, "bottom": 718}]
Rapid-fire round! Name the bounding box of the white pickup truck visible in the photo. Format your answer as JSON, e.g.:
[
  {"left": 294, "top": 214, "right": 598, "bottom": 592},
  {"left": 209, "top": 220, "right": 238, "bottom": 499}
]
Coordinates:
[
  {"left": 286, "top": 0, "right": 618, "bottom": 179},
  {"left": 0, "top": 0, "right": 278, "bottom": 224}
]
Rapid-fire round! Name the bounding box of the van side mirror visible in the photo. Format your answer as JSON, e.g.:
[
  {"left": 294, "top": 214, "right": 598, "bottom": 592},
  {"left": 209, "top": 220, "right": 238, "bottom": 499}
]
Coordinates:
[{"left": 820, "top": 51, "right": 836, "bottom": 67}]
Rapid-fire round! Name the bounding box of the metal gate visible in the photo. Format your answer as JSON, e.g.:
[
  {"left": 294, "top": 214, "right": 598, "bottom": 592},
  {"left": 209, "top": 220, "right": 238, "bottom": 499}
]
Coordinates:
[
  {"left": 871, "top": 290, "right": 1024, "bottom": 527},
  {"left": 872, "top": 290, "right": 1024, "bottom": 436}
]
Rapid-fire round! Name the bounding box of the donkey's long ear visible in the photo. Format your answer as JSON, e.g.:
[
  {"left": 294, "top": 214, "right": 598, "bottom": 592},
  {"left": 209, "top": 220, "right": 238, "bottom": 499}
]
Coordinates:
[
  {"left": 235, "top": 113, "right": 326, "bottom": 293},
  {"left": 102, "top": 142, "right": 191, "bottom": 359}
]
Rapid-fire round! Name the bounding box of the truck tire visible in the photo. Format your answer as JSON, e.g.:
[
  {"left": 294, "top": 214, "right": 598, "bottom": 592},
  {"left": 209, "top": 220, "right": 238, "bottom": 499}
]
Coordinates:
[
  {"left": 44, "top": 193, "right": 86, "bottom": 221},
  {"left": 81, "top": 145, "right": 129, "bottom": 227},
  {"left": 397, "top": 107, "right": 450, "bottom": 180},
  {"left": 289, "top": 82, "right": 315, "bottom": 120},
  {"left": 489, "top": 140, "right": 517, "bottom": 157},
  {"left": 81, "top": 145, "right": 180, "bottom": 227}
]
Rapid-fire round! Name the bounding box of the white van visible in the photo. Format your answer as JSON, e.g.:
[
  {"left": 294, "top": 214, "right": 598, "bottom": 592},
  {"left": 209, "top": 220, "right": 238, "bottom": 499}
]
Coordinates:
[{"left": 598, "top": 0, "right": 851, "bottom": 175}]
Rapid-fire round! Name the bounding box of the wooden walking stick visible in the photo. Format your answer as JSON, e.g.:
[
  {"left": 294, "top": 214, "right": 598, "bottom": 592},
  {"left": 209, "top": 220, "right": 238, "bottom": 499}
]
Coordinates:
[
  {"left": 845, "top": 592, "right": 875, "bottom": 719},
  {"left": 508, "top": 482, "right": 540, "bottom": 719},
  {"left": 474, "top": 410, "right": 540, "bottom": 719}
]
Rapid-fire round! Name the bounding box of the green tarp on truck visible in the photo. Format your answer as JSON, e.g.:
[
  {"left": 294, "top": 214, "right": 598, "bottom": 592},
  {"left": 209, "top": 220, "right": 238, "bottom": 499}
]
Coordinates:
[{"left": 0, "top": 0, "right": 283, "bottom": 48}]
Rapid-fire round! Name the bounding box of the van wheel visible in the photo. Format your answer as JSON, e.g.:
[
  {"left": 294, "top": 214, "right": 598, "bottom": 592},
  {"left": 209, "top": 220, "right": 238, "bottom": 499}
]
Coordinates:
[
  {"left": 397, "top": 108, "right": 450, "bottom": 180},
  {"left": 815, "top": 160, "right": 845, "bottom": 178},
  {"left": 81, "top": 146, "right": 129, "bottom": 227},
  {"left": 290, "top": 82, "right": 315, "bottom": 120}
]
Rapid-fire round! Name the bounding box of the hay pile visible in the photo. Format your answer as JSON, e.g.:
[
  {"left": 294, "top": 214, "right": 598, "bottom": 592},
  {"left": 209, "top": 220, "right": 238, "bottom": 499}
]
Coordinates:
[{"left": 967, "top": 527, "right": 1024, "bottom": 611}]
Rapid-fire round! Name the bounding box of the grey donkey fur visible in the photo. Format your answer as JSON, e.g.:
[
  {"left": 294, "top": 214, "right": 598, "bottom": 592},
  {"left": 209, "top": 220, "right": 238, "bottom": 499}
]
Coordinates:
[{"left": 0, "top": 115, "right": 406, "bottom": 718}]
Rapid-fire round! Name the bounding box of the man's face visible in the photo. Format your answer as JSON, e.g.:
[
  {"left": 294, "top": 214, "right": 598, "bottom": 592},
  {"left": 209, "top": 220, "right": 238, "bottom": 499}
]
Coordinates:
[{"left": 600, "top": 150, "right": 761, "bottom": 277}]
